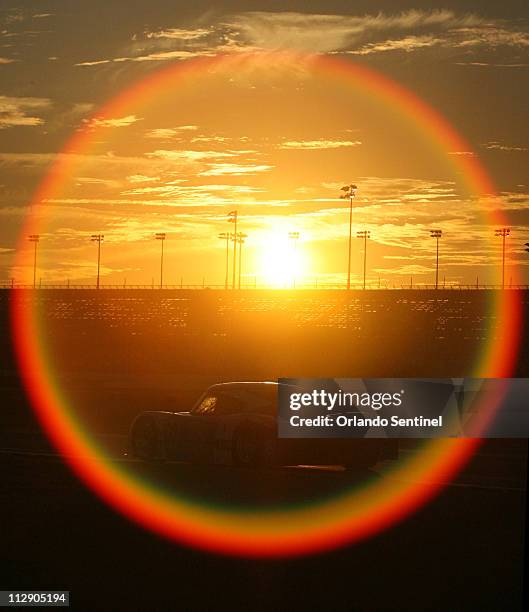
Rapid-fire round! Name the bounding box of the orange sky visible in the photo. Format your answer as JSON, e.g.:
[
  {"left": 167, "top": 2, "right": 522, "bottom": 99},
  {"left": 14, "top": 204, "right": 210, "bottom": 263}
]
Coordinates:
[{"left": 2, "top": 5, "right": 528, "bottom": 287}]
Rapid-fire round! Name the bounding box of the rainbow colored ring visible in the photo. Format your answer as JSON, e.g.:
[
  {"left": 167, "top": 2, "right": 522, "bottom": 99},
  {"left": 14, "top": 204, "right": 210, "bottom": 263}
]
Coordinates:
[{"left": 11, "top": 52, "right": 522, "bottom": 558}]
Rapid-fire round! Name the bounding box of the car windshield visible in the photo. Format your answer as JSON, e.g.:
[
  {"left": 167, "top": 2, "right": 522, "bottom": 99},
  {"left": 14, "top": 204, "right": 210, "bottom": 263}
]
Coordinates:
[{"left": 192, "top": 384, "right": 278, "bottom": 416}]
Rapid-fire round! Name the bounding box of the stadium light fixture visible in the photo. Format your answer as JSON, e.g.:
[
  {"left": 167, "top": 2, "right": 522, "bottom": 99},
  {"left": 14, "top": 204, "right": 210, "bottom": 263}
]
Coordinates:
[
  {"left": 429, "top": 229, "right": 443, "bottom": 289},
  {"left": 339, "top": 184, "right": 358, "bottom": 290},
  {"left": 495, "top": 228, "right": 511, "bottom": 289},
  {"left": 155, "top": 233, "right": 166, "bottom": 289},
  {"left": 90, "top": 234, "right": 104, "bottom": 289},
  {"left": 28, "top": 234, "right": 40, "bottom": 289}
]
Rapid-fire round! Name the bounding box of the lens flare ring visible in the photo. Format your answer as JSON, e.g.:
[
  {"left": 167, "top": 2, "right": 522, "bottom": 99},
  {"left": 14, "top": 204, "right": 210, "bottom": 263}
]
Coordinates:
[{"left": 11, "top": 52, "right": 522, "bottom": 558}]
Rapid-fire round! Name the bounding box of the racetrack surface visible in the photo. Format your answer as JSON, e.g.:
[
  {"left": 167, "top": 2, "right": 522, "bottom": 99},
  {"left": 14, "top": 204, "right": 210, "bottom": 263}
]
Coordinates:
[{"left": 0, "top": 434, "right": 526, "bottom": 611}]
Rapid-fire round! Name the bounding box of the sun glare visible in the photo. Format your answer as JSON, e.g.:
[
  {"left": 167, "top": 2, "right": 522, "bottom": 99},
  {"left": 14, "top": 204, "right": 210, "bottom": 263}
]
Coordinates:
[{"left": 258, "top": 230, "right": 306, "bottom": 288}]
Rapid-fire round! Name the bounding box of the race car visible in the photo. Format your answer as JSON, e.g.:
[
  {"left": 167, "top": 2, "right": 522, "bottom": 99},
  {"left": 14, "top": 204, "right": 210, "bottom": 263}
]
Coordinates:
[{"left": 129, "top": 381, "right": 398, "bottom": 469}]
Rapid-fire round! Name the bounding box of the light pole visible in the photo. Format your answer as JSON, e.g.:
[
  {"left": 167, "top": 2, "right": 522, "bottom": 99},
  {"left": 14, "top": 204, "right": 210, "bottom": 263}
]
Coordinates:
[
  {"left": 357, "top": 230, "right": 370, "bottom": 290},
  {"left": 28, "top": 234, "right": 40, "bottom": 289},
  {"left": 90, "top": 234, "right": 104, "bottom": 289},
  {"left": 237, "top": 232, "right": 248, "bottom": 289},
  {"left": 218, "top": 232, "right": 231, "bottom": 289},
  {"left": 228, "top": 210, "right": 238, "bottom": 289},
  {"left": 155, "top": 233, "right": 166, "bottom": 289},
  {"left": 288, "top": 231, "right": 300, "bottom": 288},
  {"left": 495, "top": 228, "right": 510, "bottom": 289},
  {"left": 340, "top": 184, "right": 357, "bottom": 290},
  {"left": 429, "top": 229, "right": 442, "bottom": 289},
  {"left": 525, "top": 243, "right": 529, "bottom": 286}
]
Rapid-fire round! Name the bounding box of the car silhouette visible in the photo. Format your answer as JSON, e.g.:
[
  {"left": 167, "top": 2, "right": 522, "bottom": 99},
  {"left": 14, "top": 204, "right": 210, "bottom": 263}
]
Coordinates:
[{"left": 129, "top": 381, "right": 397, "bottom": 469}]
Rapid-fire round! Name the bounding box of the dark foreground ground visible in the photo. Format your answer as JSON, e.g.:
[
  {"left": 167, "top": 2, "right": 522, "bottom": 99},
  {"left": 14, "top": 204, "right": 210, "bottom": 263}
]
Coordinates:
[
  {"left": 1, "top": 289, "right": 528, "bottom": 610},
  {"left": 0, "top": 442, "right": 526, "bottom": 611}
]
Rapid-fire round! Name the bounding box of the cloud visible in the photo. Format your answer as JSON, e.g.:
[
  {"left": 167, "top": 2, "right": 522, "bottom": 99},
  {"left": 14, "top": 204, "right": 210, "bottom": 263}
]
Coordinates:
[
  {"left": 84, "top": 114, "right": 142, "bottom": 129},
  {"left": 482, "top": 141, "right": 528, "bottom": 152},
  {"left": 172, "top": 125, "right": 198, "bottom": 131},
  {"left": 127, "top": 174, "right": 160, "bottom": 183},
  {"left": 376, "top": 263, "right": 435, "bottom": 276},
  {"left": 225, "top": 10, "right": 481, "bottom": 53},
  {"left": 199, "top": 163, "right": 273, "bottom": 176},
  {"left": 76, "top": 50, "right": 216, "bottom": 66},
  {"left": 349, "top": 35, "right": 442, "bottom": 55},
  {"left": 321, "top": 176, "right": 459, "bottom": 198},
  {"left": 280, "top": 139, "right": 361, "bottom": 150},
  {"left": 116, "top": 50, "right": 216, "bottom": 62},
  {"left": 73, "top": 9, "right": 529, "bottom": 67},
  {"left": 0, "top": 57, "right": 17, "bottom": 64},
  {"left": 146, "top": 149, "right": 236, "bottom": 162},
  {"left": 455, "top": 62, "right": 529, "bottom": 68},
  {"left": 0, "top": 151, "right": 216, "bottom": 176},
  {"left": 75, "top": 59, "right": 111, "bottom": 67},
  {"left": 2, "top": 10, "right": 24, "bottom": 25},
  {"left": 145, "top": 28, "right": 213, "bottom": 41},
  {"left": 350, "top": 26, "right": 529, "bottom": 56},
  {"left": 451, "top": 26, "right": 529, "bottom": 48},
  {"left": 43, "top": 196, "right": 255, "bottom": 209},
  {"left": 191, "top": 135, "right": 230, "bottom": 143},
  {"left": 0, "top": 95, "right": 51, "bottom": 128},
  {"left": 76, "top": 177, "right": 121, "bottom": 188},
  {"left": 145, "top": 126, "right": 198, "bottom": 138},
  {"left": 70, "top": 102, "right": 96, "bottom": 116},
  {"left": 122, "top": 183, "right": 264, "bottom": 204}
]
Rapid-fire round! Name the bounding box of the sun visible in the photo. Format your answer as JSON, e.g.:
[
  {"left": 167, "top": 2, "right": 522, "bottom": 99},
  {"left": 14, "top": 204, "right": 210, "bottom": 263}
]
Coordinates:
[{"left": 258, "top": 229, "right": 306, "bottom": 288}]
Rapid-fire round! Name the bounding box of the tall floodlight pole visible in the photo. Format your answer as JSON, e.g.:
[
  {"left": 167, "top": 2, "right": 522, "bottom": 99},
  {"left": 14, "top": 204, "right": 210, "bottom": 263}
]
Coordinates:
[
  {"left": 155, "top": 233, "right": 166, "bottom": 289},
  {"left": 495, "top": 228, "right": 511, "bottom": 289},
  {"left": 90, "top": 234, "right": 104, "bottom": 289},
  {"left": 340, "top": 184, "right": 357, "bottom": 289},
  {"left": 237, "top": 232, "right": 248, "bottom": 289},
  {"left": 228, "top": 210, "right": 238, "bottom": 289},
  {"left": 218, "top": 232, "right": 230, "bottom": 289},
  {"left": 525, "top": 242, "right": 529, "bottom": 286},
  {"left": 288, "top": 231, "right": 300, "bottom": 289},
  {"left": 357, "top": 230, "right": 370, "bottom": 290},
  {"left": 429, "top": 229, "right": 442, "bottom": 289},
  {"left": 28, "top": 234, "right": 40, "bottom": 289}
]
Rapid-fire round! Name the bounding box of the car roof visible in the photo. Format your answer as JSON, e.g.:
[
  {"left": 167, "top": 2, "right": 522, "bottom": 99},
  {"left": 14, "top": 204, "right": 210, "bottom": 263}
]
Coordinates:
[
  {"left": 192, "top": 381, "right": 280, "bottom": 413},
  {"left": 194, "top": 381, "right": 299, "bottom": 405}
]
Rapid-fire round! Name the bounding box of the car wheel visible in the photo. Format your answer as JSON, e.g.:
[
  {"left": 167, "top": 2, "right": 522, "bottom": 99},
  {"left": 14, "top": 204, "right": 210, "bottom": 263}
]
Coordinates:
[
  {"left": 232, "top": 423, "right": 274, "bottom": 468},
  {"left": 131, "top": 415, "right": 164, "bottom": 462}
]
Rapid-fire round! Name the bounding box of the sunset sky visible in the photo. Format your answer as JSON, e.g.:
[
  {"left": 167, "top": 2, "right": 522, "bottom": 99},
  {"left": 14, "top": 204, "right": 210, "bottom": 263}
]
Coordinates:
[{"left": 1, "top": 1, "right": 528, "bottom": 287}]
